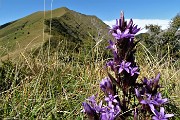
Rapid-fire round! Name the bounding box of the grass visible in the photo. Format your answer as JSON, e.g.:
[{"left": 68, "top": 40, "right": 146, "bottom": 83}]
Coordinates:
[
  {"left": 0, "top": 40, "right": 107, "bottom": 119},
  {"left": 0, "top": 38, "right": 179, "bottom": 119}
]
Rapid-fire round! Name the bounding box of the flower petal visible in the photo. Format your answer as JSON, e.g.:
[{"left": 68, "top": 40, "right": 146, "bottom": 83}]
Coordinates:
[
  {"left": 124, "top": 29, "right": 129, "bottom": 34},
  {"left": 152, "top": 116, "right": 159, "bottom": 120},
  {"left": 82, "top": 102, "right": 96, "bottom": 117},
  {"left": 160, "top": 107, "right": 165, "bottom": 116},
  {"left": 149, "top": 104, "right": 155, "bottom": 111},
  {"left": 117, "top": 29, "right": 121, "bottom": 34},
  {"left": 157, "top": 98, "right": 168, "bottom": 104},
  {"left": 124, "top": 67, "right": 130, "bottom": 73},
  {"left": 140, "top": 100, "right": 147, "bottom": 104},
  {"left": 164, "top": 114, "right": 174, "bottom": 118},
  {"left": 118, "top": 67, "right": 123, "bottom": 73},
  {"left": 112, "top": 33, "right": 118, "bottom": 37}
]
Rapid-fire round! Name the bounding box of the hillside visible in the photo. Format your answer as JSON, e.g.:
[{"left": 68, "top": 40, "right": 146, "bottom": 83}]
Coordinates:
[{"left": 0, "top": 7, "right": 111, "bottom": 60}]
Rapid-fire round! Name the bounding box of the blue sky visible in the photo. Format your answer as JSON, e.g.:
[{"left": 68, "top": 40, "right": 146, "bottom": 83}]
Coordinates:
[{"left": 0, "top": 0, "right": 180, "bottom": 32}]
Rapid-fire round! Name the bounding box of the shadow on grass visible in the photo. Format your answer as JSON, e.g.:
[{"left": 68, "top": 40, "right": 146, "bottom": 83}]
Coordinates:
[{"left": 165, "top": 102, "right": 180, "bottom": 120}]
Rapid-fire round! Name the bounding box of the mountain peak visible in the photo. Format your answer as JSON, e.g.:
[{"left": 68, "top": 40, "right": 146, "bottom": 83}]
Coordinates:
[{"left": 53, "top": 7, "right": 69, "bottom": 12}]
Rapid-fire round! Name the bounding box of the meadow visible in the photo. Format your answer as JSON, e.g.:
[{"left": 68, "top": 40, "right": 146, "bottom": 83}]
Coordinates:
[
  {"left": 0, "top": 8, "right": 180, "bottom": 120},
  {"left": 0, "top": 36, "right": 179, "bottom": 119}
]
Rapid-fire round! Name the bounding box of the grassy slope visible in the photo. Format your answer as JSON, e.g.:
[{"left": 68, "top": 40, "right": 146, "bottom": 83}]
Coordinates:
[
  {"left": 0, "top": 7, "right": 110, "bottom": 61},
  {"left": 0, "top": 7, "right": 72, "bottom": 59}
]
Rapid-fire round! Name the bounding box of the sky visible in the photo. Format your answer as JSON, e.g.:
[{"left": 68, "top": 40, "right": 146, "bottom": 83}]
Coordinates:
[{"left": 0, "top": 0, "right": 180, "bottom": 33}]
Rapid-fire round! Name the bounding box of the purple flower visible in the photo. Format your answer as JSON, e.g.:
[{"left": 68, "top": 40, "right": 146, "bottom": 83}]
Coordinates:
[
  {"left": 86, "top": 95, "right": 104, "bottom": 113},
  {"left": 142, "top": 73, "right": 161, "bottom": 94},
  {"left": 154, "top": 93, "right": 168, "bottom": 105},
  {"left": 106, "top": 40, "right": 117, "bottom": 53},
  {"left": 109, "top": 105, "right": 121, "bottom": 120},
  {"left": 131, "top": 25, "right": 141, "bottom": 34},
  {"left": 126, "top": 19, "right": 141, "bottom": 34},
  {"left": 135, "top": 88, "right": 143, "bottom": 102},
  {"left": 152, "top": 107, "right": 174, "bottom": 120},
  {"left": 87, "top": 95, "right": 97, "bottom": 104},
  {"left": 109, "top": 19, "right": 119, "bottom": 32},
  {"left": 143, "top": 74, "right": 160, "bottom": 88},
  {"left": 100, "top": 97, "right": 121, "bottom": 120},
  {"left": 95, "top": 101, "right": 103, "bottom": 113},
  {"left": 101, "top": 112, "right": 110, "bottom": 120},
  {"left": 106, "top": 60, "right": 115, "bottom": 71},
  {"left": 130, "top": 66, "right": 140, "bottom": 76},
  {"left": 118, "top": 61, "right": 131, "bottom": 73},
  {"left": 153, "top": 73, "right": 160, "bottom": 88},
  {"left": 82, "top": 102, "right": 97, "bottom": 119},
  {"left": 101, "top": 106, "right": 120, "bottom": 120},
  {"left": 140, "top": 94, "right": 158, "bottom": 111},
  {"left": 101, "top": 110, "right": 115, "bottom": 120},
  {"left": 143, "top": 77, "right": 153, "bottom": 86},
  {"left": 126, "top": 19, "right": 133, "bottom": 29},
  {"left": 105, "top": 94, "right": 118, "bottom": 107},
  {"left": 112, "top": 29, "right": 134, "bottom": 40},
  {"left": 100, "top": 77, "right": 113, "bottom": 94},
  {"left": 142, "top": 77, "right": 154, "bottom": 92},
  {"left": 106, "top": 40, "right": 118, "bottom": 60},
  {"left": 110, "top": 15, "right": 140, "bottom": 41}
]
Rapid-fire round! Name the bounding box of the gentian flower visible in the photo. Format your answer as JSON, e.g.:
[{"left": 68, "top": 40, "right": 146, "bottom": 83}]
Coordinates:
[
  {"left": 140, "top": 94, "right": 158, "bottom": 111},
  {"left": 109, "top": 14, "right": 140, "bottom": 41},
  {"left": 154, "top": 93, "right": 168, "bottom": 105},
  {"left": 109, "top": 19, "right": 119, "bottom": 32},
  {"left": 87, "top": 95, "right": 97, "bottom": 105},
  {"left": 126, "top": 19, "right": 133, "bottom": 29},
  {"left": 101, "top": 96, "right": 121, "bottom": 120},
  {"left": 126, "top": 19, "right": 141, "bottom": 35},
  {"left": 106, "top": 60, "right": 115, "bottom": 71},
  {"left": 112, "top": 29, "right": 134, "bottom": 40},
  {"left": 106, "top": 40, "right": 117, "bottom": 53},
  {"left": 130, "top": 66, "right": 140, "bottom": 76},
  {"left": 118, "top": 61, "right": 131, "bottom": 73},
  {"left": 142, "top": 77, "right": 153, "bottom": 93},
  {"left": 152, "top": 107, "right": 174, "bottom": 120},
  {"left": 143, "top": 77, "right": 153, "bottom": 86},
  {"left": 105, "top": 94, "right": 119, "bottom": 107},
  {"left": 101, "top": 109, "right": 115, "bottom": 120},
  {"left": 106, "top": 40, "right": 118, "bottom": 60},
  {"left": 101, "top": 112, "right": 110, "bottom": 120},
  {"left": 82, "top": 102, "right": 98, "bottom": 119},
  {"left": 135, "top": 88, "right": 143, "bottom": 102},
  {"left": 153, "top": 73, "right": 160, "bottom": 88},
  {"left": 142, "top": 73, "right": 161, "bottom": 94},
  {"left": 82, "top": 11, "right": 174, "bottom": 119},
  {"left": 87, "top": 95, "right": 104, "bottom": 114},
  {"left": 100, "top": 77, "right": 114, "bottom": 94},
  {"left": 143, "top": 73, "right": 160, "bottom": 89},
  {"left": 131, "top": 25, "right": 141, "bottom": 34},
  {"left": 108, "top": 105, "right": 121, "bottom": 120}
]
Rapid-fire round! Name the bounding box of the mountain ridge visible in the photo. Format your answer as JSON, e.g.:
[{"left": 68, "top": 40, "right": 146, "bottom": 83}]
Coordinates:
[{"left": 0, "top": 7, "right": 111, "bottom": 60}]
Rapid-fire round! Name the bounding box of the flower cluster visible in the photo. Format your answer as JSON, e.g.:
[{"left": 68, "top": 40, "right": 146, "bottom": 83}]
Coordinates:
[
  {"left": 82, "top": 94, "right": 120, "bottom": 120},
  {"left": 82, "top": 12, "right": 174, "bottom": 120}
]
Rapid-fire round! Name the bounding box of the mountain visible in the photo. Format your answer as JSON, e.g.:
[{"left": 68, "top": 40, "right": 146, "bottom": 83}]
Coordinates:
[{"left": 0, "top": 7, "right": 111, "bottom": 59}]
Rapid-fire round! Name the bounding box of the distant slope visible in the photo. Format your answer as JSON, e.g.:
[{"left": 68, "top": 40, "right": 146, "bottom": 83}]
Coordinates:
[
  {"left": 43, "top": 8, "right": 111, "bottom": 54},
  {"left": 0, "top": 7, "right": 111, "bottom": 60}
]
